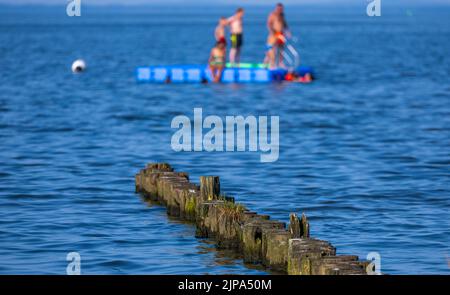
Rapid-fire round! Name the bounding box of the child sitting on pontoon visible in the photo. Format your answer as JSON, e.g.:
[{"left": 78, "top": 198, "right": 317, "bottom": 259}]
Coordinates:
[{"left": 208, "top": 41, "right": 226, "bottom": 83}]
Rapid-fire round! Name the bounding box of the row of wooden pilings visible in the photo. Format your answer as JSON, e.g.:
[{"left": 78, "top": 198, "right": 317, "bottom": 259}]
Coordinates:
[{"left": 135, "top": 163, "right": 370, "bottom": 275}]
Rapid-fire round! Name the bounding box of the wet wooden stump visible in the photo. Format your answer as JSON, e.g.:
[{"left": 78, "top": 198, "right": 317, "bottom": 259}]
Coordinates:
[
  {"left": 309, "top": 255, "right": 368, "bottom": 275},
  {"left": 242, "top": 219, "right": 285, "bottom": 263},
  {"left": 287, "top": 238, "right": 336, "bottom": 275},
  {"left": 288, "top": 213, "right": 310, "bottom": 238},
  {"left": 262, "top": 229, "right": 291, "bottom": 271},
  {"left": 200, "top": 176, "right": 220, "bottom": 201},
  {"left": 135, "top": 163, "right": 370, "bottom": 275}
]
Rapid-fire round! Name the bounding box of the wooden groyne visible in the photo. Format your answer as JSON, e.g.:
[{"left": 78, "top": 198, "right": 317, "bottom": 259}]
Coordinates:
[{"left": 135, "top": 163, "right": 370, "bottom": 275}]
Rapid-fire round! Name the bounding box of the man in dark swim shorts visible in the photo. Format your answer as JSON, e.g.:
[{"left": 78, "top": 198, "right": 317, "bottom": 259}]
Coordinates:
[
  {"left": 227, "top": 8, "right": 244, "bottom": 65},
  {"left": 231, "top": 33, "right": 243, "bottom": 50}
]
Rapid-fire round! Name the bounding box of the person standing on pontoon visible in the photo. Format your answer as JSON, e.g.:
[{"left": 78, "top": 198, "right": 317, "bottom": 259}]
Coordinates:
[
  {"left": 227, "top": 7, "right": 244, "bottom": 66},
  {"left": 267, "top": 3, "right": 291, "bottom": 68},
  {"left": 215, "top": 17, "right": 228, "bottom": 44}
]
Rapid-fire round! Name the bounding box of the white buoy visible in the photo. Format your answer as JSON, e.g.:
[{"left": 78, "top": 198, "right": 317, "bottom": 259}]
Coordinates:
[{"left": 71, "top": 59, "right": 86, "bottom": 73}]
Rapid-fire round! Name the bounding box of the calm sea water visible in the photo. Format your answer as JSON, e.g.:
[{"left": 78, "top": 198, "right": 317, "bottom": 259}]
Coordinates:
[{"left": 0, "top": 4, "right": 449, "bottom": 274}]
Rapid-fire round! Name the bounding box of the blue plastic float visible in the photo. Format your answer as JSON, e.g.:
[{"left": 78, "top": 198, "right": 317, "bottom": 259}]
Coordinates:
[{"left": 136, "top": 64, "right": 314, "bottom": 83}]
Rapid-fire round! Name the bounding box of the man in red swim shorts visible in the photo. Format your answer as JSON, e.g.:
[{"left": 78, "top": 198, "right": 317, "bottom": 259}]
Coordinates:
[
  {"left": 267, "top": 3, "right": 291, "bottom": 67},
  {"left": 215, "top": 17, "right": 228, "bottom": 45}
]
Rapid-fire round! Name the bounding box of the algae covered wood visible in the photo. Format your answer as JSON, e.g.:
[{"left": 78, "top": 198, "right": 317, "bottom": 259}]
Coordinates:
[
  {"left": 301, "top": 213, "right": 310, "bottom": 238},
  {"left": 242, "top": 219, "right": 285, "bottom": 264},
  {"left": 135, "top": 162, "right": 370, "bottom": 275},
  {"left": 200, "top": 176, "right": 220, "bottom": 201},
  {"left": 262, "top": 229, "right": 291, "bottom": 271}
]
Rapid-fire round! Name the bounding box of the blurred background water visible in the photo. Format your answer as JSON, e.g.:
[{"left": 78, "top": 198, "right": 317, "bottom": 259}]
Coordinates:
[{"left": 0, "top": 3, "right": 449, "bottom": 274}]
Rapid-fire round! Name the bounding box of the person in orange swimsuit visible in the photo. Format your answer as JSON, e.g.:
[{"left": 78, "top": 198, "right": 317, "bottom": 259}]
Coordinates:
[{"left": 285, "top": 72, "right": 313, "bottom": 83}]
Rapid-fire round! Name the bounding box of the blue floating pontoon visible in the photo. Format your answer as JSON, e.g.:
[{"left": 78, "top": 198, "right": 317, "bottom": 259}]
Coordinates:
[{"left": 136, "top": 64, "right": 314, "bottom": 83}]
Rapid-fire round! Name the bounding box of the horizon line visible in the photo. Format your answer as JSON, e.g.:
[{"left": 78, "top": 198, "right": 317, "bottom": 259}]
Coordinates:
[{"left": 1, "top": 1, "right": 449, "bottom": 7}]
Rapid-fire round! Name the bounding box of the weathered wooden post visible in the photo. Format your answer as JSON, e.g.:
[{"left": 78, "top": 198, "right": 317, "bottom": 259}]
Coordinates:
[
  {"left": 196, "top": 176, "right": 221, "bottom": 238},
  {"left": 288, "top": 213, "right": 301, "bottom": 238},
  {"left": 242, "top": 219, "right": 285, "bottom": 264},
  {"left": 301, "top": 213, "right": 310, "bottom": 238},
  {"left": 262, "top": 229, "right": 291, "bottom": 271},
  {"left": 287, "top": 238, "right": 336, "bottom": 275},
  {"left": 200, "top": 176, "right": 220, "bottom": 201},
  {"left": 289, "top": 213, "right": 310, "bottom": 238}
]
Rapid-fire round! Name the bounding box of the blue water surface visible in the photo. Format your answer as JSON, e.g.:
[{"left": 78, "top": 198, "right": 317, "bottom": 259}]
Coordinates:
[{"left": 0, "top": 4, "right": 449, "bottom": 274}]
